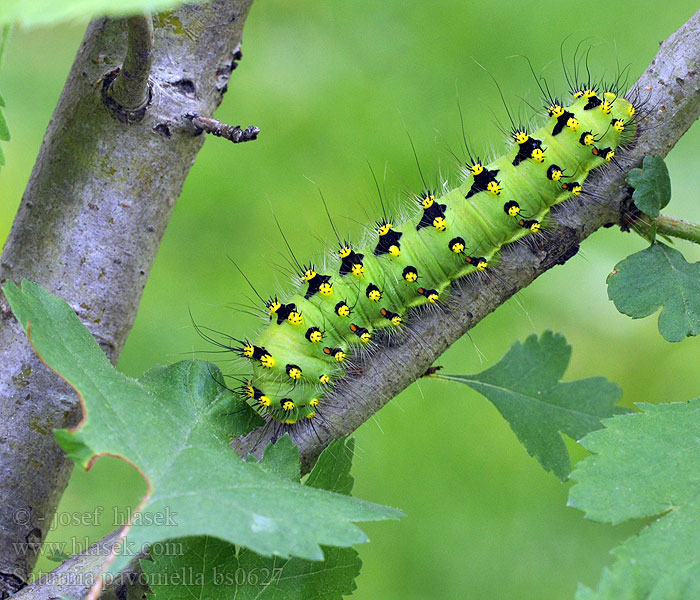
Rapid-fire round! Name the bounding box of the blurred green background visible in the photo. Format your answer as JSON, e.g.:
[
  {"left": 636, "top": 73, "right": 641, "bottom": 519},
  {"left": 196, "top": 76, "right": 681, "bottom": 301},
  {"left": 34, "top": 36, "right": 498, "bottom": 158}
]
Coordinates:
[{"left": 2, "top": 1, "right": 700, "bottom": 598}]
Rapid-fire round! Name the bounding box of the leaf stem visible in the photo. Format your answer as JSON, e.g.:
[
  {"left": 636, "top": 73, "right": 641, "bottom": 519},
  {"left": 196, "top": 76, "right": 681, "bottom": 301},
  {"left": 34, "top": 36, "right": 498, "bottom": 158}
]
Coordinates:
[
  {"left": 638, "top": 214, "right": 700, "bottom": 245},
  {"left": 654, "top": 214, "right": 700, "bottom": 244}
]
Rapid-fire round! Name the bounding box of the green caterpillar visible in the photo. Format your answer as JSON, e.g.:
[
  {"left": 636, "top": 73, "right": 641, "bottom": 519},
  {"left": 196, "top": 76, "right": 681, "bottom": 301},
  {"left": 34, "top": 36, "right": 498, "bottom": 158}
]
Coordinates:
[{"left": 231, "top": 84, "right": 637, "bottom": 425}]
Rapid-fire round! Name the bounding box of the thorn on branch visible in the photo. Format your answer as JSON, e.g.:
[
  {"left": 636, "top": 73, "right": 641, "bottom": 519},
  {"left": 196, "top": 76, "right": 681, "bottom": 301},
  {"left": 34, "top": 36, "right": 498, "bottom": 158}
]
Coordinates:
[
  {"left": 104, "top": 14, "right": 154, "bottom": 123},
  {"left": 421, "top": 365, "right": 443, "bottom": 378},
  {"left": 185, "top": 114, "right": 260, "bottom": 143}
]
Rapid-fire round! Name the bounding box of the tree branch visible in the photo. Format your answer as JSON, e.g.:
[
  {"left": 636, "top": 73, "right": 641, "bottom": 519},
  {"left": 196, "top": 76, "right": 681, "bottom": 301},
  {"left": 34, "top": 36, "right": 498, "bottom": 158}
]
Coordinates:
[
  {"left": 105, "top": 14, "right": 154, "bottom": 120},
  {"left": 0, "top": 1, "right": 254, "bottom": 595},
  {"left": 231, "top": 8, "right": 700, "bottom": 473},
  {"left": 8, "top": 8, "right": 700, "bottom": 600}
]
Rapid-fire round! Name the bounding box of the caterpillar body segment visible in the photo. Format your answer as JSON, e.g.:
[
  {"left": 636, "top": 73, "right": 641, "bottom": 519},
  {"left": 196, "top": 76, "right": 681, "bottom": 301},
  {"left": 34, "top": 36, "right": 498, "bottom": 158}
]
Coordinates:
[{"left": 239, "top": 91, "right": 637, "bottom": 424}]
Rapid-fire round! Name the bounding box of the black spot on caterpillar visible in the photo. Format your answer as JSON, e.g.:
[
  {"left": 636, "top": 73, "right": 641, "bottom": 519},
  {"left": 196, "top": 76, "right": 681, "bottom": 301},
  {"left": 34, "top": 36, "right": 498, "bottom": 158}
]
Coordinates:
[{"left": 225, "top": 75, "right": 638, "bottom": 426}]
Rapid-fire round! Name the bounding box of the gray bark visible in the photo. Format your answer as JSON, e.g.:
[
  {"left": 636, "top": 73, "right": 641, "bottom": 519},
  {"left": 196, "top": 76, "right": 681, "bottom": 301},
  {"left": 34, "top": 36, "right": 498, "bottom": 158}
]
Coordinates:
[{"left": 0, "top": 1, "right": 254, "bottom": 595}]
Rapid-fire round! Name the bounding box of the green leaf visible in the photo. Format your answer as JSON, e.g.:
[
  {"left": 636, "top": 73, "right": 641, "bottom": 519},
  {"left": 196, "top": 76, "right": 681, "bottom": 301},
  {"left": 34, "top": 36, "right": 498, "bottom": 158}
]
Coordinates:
[
  {"left": 0, "top": 107, "right": 9, "bottom": 141},
  {"left": 434, "top": 331, "right": 621, "bottom": 481},
  {"left": 607, "top": 242, "right": 700, "bottom": 342},
  {"left": 259, "top": 435, "right": 301, "bottom": 482},
  {"left": 626, "top": 155, "right": 671, "bottom": 218},
  {"left": 306, "top": 438, "right": 355, "bottom": 496},
  {"left": 142, "top": 536, "right": 362, "bottom": 600},
  {"left": 3, "top": 280, "right": 402, "bottom": 575},
  {"left": 0, "top": 24, "right": 9, "bottom": 67},
  {"left": 570, "top": 400, "right": 700, "bottom": 600},
  {"left": 0, "top": 1, "right": 207, "bottom": 27},
  {"left": 143, "top": 433, "right": 363, "bottom": 598}
]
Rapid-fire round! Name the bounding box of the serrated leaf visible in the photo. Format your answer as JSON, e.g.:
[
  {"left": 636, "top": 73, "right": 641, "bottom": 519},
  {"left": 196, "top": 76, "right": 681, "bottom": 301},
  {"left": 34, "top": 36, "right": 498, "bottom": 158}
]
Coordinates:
[
  {"left": 142, "top": 536, "right": 362, "bottom": 600},
  {"left": 434, "top": 331, "right": 621, "bottom": 480},
  {"left": 570, "top": 400, "right": 700, "bottom": 600},
  {"left": 607, "top": 242, "right": 700, "bottom": 342},
  {"left": 3, "top": 280, "right": 402, "bottom": 576},
  {"left": 259, "top": 435, "right": 301, "bottom": 482},
  {"left": 143, "top": 432, "right": 363, "bottom": 599},
  {"left": 306, "top": 438, "right": 355, "bottom": 496},
  {"left": 0, "top": 0, "right": 207, "bottom": 27},
  {"left": 626, "top": 155, "right": 671, "bottom": 218}
]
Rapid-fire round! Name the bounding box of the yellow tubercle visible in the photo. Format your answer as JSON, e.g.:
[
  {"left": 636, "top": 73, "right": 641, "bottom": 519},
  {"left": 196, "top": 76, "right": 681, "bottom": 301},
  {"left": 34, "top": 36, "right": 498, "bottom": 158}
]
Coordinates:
[{"left": 432, "top": 217, "right": 446, "bottom": 231}]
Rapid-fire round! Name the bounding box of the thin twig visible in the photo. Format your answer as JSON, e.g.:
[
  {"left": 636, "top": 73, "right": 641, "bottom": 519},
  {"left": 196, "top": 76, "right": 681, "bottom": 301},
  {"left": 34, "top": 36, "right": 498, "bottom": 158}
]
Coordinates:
[
  {"left": 106, "top": 14, "right": 154, "bottom": 120},
  {"left": 186, "top": 113, "right": 260, "bottom": 143}
]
